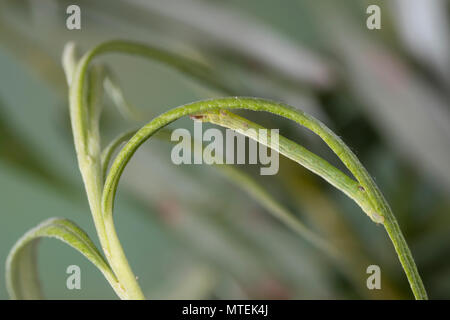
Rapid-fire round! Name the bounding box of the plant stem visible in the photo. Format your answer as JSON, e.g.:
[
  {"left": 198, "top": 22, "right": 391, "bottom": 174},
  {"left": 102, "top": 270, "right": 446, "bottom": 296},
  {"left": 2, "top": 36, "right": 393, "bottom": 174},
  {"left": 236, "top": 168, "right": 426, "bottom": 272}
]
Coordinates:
[
  {"left": 382, "top": 206, "right": 428, "bottom": 299},
  {"left": 69, "top": 53, "right": 144, "bottom": 300},
  {"left": 70, "top": 40, "right": 427, "bottom": 299},
  {"left": 103, "top": 129, "right": 341, "bottom": 264},
  {"left": 103, "top": 97, "right": 427, "bottom": 300},
  {"left": 201, "top": 110, "right": 428, "bottom": 300}
]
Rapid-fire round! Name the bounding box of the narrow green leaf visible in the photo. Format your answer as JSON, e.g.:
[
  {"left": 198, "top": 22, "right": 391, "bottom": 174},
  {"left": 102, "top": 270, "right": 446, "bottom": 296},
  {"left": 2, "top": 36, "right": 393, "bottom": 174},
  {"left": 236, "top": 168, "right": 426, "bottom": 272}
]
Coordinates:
[
  {"left": 68, "top": 39, "right": 428, "bottom": 300},
  {"left": 6, "top": 217, "right": 122, "bottom": 300},
  {"left": 101, "top": 129, "right": 137, "bottom": 182},
  {"left": 102, "top": 97, "right": 427, "bottom": 300},
  {"left": 103, "top": 69, "right": 146, "bottom": 121},
  {"left": 102, "top": 128, "right": 341, "bottom": 263},
  {"left": 62, "top": 42, "right": 78, "bottom": 86}
]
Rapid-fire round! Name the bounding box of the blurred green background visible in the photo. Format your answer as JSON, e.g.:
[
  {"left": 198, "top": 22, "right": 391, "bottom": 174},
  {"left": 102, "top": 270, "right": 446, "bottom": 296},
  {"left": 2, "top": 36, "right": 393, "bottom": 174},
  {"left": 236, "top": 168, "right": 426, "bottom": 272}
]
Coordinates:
[{"left": 0, "top": 0, "right": 449, "bottom": 299}]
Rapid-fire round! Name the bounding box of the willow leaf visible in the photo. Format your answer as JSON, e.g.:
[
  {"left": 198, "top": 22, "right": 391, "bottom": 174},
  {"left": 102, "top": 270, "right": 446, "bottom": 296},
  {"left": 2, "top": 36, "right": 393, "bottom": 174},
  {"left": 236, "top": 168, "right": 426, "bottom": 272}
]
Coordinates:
[
  {"left": 68, "top": 39, "right": 427, "bottom": 300},
  {"left": 103, "top": 69, "right": 146, "bottom": 121},
  {"left": 102, "top": 97, "right": 427, "bottom": 300},
  {"left": 6, "top": 217, "right": 122, "bottom": 300},
  {"left": 102, "top": 128, "right": 340, "bottom": 264}
]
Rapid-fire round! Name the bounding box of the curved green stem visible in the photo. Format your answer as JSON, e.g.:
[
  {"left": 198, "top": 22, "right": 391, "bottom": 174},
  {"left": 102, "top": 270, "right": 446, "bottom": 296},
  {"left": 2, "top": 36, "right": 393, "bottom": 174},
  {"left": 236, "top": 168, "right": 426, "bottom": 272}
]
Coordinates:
[
  {"left": 201, "top": 110, "right": 427, "bottom": 299},
  {"left": 67, "top": 39, "right": 233, "bottom": 300},
  {"left": 103, "top": 97, "right": 427, "bottom": 299},
  {"left": 72, "top": 41, "right": 232, "bottom": 143},
  {"left": 69, "top": 46, "right": 145, "bottom": 300},
  {"left": 6, "top": 217, "right": 127, "bottom": 300},
  {"left": 69, "top": 39, "right": 426, "bottom": 299},
  {"left": 101, "top": 130, "right": 136, "bottom": 181},
  {"left": 102, "top": 128, "right": 341, "bottom": 264}
]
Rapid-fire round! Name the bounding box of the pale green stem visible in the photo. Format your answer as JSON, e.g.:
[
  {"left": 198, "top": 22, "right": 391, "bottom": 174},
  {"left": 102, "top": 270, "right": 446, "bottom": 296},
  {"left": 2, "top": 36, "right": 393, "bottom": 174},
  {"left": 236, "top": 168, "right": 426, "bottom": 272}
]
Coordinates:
[
  {"left": 73, "top": 40, "right": 426, "bottom": 299},
  {"left": 70, "top": 54, "right": 144, "bottom": 300},
  {"left": 68, "top": 39, "right": 240, "bottom": 300},
  {"left": 101, "top": 131, "right": 136, "bottom": 181},
  {"left": 102, "top": 128, "right": 340, "bottom": 264},
  {"left": 201, "top": 110, "right": 428, "bottom": 299},
  {"left": 103, "top": 97, "right": 427, "bottom": 300}
]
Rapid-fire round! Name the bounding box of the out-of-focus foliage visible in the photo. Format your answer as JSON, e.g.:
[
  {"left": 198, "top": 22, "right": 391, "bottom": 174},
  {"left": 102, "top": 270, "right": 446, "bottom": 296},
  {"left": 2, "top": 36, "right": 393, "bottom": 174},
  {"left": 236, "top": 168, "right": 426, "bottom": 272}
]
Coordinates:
[{"left": 0, "top": 0, "right": 449, "bottom": 299}]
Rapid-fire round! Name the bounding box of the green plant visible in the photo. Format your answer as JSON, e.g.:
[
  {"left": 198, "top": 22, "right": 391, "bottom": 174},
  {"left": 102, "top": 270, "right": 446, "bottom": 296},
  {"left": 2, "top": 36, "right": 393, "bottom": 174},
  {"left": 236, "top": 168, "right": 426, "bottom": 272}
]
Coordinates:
[{"left": 6, "top": 40, "right": 427, "bottom": 300}]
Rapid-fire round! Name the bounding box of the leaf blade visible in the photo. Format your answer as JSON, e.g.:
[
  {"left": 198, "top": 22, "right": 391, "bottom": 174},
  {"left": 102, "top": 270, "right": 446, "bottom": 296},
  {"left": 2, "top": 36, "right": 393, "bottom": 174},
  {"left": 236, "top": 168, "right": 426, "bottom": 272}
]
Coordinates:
[{"left": 6, "top": 217, "right": 121, "bottom": 300}]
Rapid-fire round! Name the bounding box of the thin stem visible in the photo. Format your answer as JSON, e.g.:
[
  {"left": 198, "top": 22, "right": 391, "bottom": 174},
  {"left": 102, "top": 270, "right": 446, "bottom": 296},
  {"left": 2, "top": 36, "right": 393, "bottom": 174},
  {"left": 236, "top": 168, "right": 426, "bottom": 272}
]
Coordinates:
[
  {"left": 201, "top": 110, "right": 428, "bottom": 300},
  {"left": 383, "top": 207, "right": 427, "bottom": 299},
  {"left": 69, "top": 49, "right": 145, "bottom": 300},
  {"left": 71, "top": 39, "right": 426, "bottom": 299},
  {"left": 198, "top": 110, "right": 374, "bottom": 217},
  {"left": 103, "top": 98, "right": 370, "bottom": 221},
  {"left": 70, "top": 65, "right": 111, "bottom": 264},
  {"left": 68, "top": 38, "right": 236, "bottom": 300},
  {"left": 103, "top": 97, "right": 427, "bottom": 300},
  {"left": 102, "top": 128, "right": 341, "bottom": 264},
  {"left": 101, "top": 130, "right": 136, "bottom": 182}
]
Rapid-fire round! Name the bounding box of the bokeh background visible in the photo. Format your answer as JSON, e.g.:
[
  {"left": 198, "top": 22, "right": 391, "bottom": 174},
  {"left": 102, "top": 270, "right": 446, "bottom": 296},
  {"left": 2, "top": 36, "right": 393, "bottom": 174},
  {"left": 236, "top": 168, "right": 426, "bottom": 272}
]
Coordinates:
[{"left": 0, "top": 0, "right": 449, "bottom": 299}]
